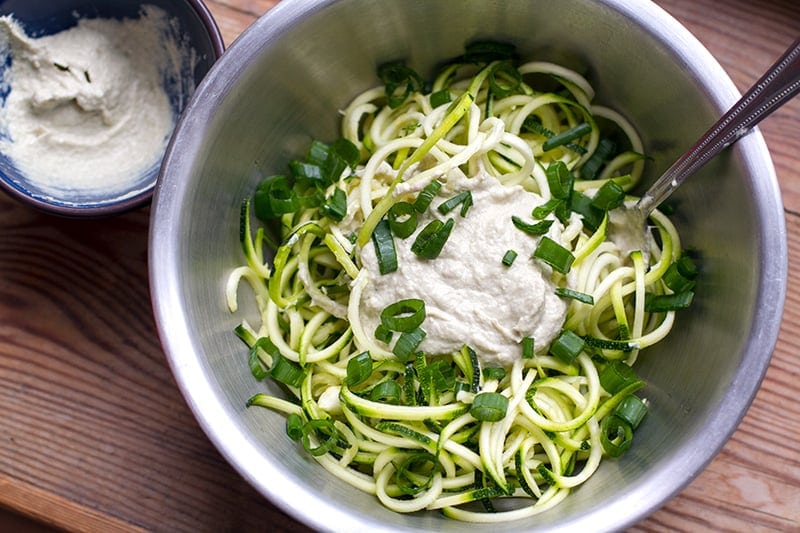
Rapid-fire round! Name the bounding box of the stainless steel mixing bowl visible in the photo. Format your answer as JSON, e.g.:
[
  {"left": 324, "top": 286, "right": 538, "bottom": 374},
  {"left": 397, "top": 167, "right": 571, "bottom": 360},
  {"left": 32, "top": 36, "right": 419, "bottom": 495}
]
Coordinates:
[{"left": 149, "top": 0, "right": 787, "bottom": 530}]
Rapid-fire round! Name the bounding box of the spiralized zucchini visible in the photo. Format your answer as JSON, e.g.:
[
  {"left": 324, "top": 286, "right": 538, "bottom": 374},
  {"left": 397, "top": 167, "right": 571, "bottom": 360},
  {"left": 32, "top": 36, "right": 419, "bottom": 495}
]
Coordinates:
[{"left": 227, "top": 43, "right": 697, "bottom": 522}]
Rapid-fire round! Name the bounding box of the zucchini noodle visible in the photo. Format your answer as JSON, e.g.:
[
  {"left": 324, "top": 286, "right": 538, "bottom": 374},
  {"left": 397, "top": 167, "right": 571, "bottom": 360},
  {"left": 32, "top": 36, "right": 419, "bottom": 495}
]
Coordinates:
[{"left": 228, "top": 44, "right": 697, "bottom": 522}]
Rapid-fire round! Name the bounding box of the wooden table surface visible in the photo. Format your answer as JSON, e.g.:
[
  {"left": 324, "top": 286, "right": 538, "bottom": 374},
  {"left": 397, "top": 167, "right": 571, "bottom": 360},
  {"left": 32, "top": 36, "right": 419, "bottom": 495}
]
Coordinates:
[{"left": 1, "top": 0, "right": 798, "bottom": 531}]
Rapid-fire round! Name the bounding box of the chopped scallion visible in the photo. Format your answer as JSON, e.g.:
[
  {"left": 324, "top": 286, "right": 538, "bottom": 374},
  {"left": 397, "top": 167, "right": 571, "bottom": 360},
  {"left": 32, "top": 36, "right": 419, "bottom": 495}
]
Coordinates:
[
  {"left": 569, "top": 191, "right": 605, "bottom": 231},
  {"left": 372, "top": 219, "right": 398, "bottom": 274},
  {"left": 521, "top": 337, "right": 535, "bottom": 359},
  {"left": 555, "top": 287, "right": 594, "bottom": 305},
  {"left": 392, "top": 327, "right": 426, "bottom": 363},
  {"left": 319, "top": 187, "right": 347, "bottom": 221},
  {"left": 414, "top": 180, "right": 442, "bottom": 212},
  {"left": 370, "top": 380, "right": 402, "bottom": 404},
  {"left": 411, "top": 218, "right": 454, "bottom": 259},
  {"left": 482, "top": 367, "right": 506, "bottom": 381},
  {"left": 470, "top": 392, "right": 509, "bottom": 422},
  {"left": 663, "top": 256, "right": 698, "bottom": 293},
  {"left": 430, "top": 89, "right": 451, "bottom": 108},
  {"left": 387, "top": 201, "right": 418, "bottom": 238},
  {"left": 377, "top": 59, "right": 424, "bottom": 108},
  {"left": 380, "top": 298, "right": 426, "bottom": 332},
  {"left": 345, "top": 351, "right": 373, "bottom": 387},
  {"left": 501, "top": 249, "right": 518, "bottom": 266},
  {"left": 600, "top": 415, "right": 633, "bottom": 457},
  {"left": 269, "top": 354, "right": 305, "bottom": 388},
  {"left": 545, "top": 161, "right": 574, "bottom": 200},
  {"left": 532, "top": 197, "right": 563, "bottom": 220},
  {"left": 644, "top": 291, "right": 694, "bottom": 312},
  {"left": 549, "top": 330, "right": 585, "bottom": 364},
  {"left": 580, "top": 138, "right": 616, "bottom": 180},
  {"left": 286, "top": 413, "right": 304, "bottom": 441},
  {"left": 533, "top": 237, "right": 575, "bottom": 274},
  {"left": 512, "top": 216, "right": 553, "bottom": 236},
  {"left": 614, "top": 395, "right": 648, "bottom": 429},
  {"left": 437, "top": 191, "right": 473, "bottom": 217},
  {"left": 542, "top": 122, "right": 593, "bottom": 152},
  {"left": 374, "top": 324, "right": 393, "bottom": 344},
  {"left": 599, "top": 361, "right": 639, "bottom": 394},
  {"left": 591, "top": 180, "right": 626, "bottom": 211},
  {"left": 289, "top": 160, "right": 326, "bottom": 184},
  {"left": 253, "top": 175, "right": 299, "bottom": 220},
  {"left": 301, "top": 419, "right": 339, "bottom": 457}
]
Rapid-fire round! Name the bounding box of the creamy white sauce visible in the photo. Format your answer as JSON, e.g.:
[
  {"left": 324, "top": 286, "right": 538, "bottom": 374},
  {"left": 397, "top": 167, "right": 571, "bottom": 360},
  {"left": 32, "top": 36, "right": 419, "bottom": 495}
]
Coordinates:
[
  {"left": 358, "top": 170, "right": 569, "bottom": 368},
  {"left": 0, "top": 8, "right": 193, "bottom": 200}
]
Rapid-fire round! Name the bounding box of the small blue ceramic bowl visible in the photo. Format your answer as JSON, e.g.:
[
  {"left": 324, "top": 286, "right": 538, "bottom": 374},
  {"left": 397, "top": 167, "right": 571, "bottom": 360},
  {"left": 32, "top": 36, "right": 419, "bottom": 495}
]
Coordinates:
[{"left": 0, "top": 0, "right": 224, "bottom": 217}]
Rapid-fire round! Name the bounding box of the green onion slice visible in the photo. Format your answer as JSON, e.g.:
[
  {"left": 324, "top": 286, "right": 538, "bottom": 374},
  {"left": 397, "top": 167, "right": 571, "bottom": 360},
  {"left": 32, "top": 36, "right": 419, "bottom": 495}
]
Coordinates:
[
  {"left": 599, "top": 361, "right": 639, "bottom": 394},
  {"left": 663, "top": 256, "right": 698, "bottom": 293},
  {"left": 470, "top": 392, "right": 509, "bottom": 422},
  {"left": 370, "top": 380, "right": 402, "bottom": 404},
  {"left": 253, "top": 175, "right": 298, "bottom": 220},
  {"left": 521, "top": 337, "right": 535, "bottom": 359},
  {"left": 555, "top": 287, "right": 594, "bottom": 305},
  {"left": 532, "top": 198, "right": 563, "bottom": 220},
  {"left": 392, "top": 327, "right": 427, "bottom": 363},
  {"left": 512, "top": 216, "right": 553, "bottom": 236},
  {"left": 329, "top": 138, "right": 360, "bottom": 169},
  {"left": 345, "top": 351, "right": 373, "bottom": 387},
  {"left": 644, "top": 291, "right": 694, "bottom": 312},
  {"left": 387, "top": 201, "right": 418, "bottom": 238},
  {"left": 286, "top": 413, "right": 304, "bottom": 441},
  {"left": 301, "top": 419, "right": 340, "bottom": 457},
  {"left": 549, "top": 330, "right": 585, "bottom": 364},
  {"left": 501, "top": 249, "right": 518, "bottom": 266},
  {"left": 430, "top": 89, "right": 451, "bottom": 108},
  {"left": 289, "top": 161, "right": 326, "bottom": 184},
  {"left": 545, "top": 161, "right": 574, "bottom": 200},
  {"left": 270, "top": 354, "right": 305, "bottom": 388},
  {"left": 437, "top": 191, "right": 473, "bottom": 217},
  {"left": 580, "top": 138, "right": 617, "bottom": 180},
  {"left": 411, "top": 218, "right": 454, "bottom": 259},
  {"left": 591, "top": 180, "right": 626, "bottom": 211},
  {"left": 372, "top": 219, "right": 398, "bottom": 274},
  {"left": 542, "top": 122, "right": 593, "bottom": 152},
  {"left": 320, "top": 187, "right": 347, "bottom": 221},
  {"left": 482, "top": 367, "right": 506, "bottom": 381},
  {"left": 569, "top": 191, "right": 605, "bottom": 231},
  {"left": 374, "top": 324, "right": 393, "bottom": 344},
  {"left": 533, "top": 237, "right": 575, "bottom": 274},
  {"left": 377, "top": 59, "right": 424, "bottom": 108},
  {"left": 380, "top": 298, "right": 426, "bottom": 332},
  {"left": 488, "top": 61, "right": 521, "bottom": 98},
  {"left": 600, "top": 415, "right": 633, "bottom": 457},
  {"left": 305, "top": 139, "right": 329, "bottom": 166},
  {"left": 614, "top": 395, "right": 648, "bottom": 429},
  {"left": 414, "top": 180, "right": 442, "bottom": 212}
]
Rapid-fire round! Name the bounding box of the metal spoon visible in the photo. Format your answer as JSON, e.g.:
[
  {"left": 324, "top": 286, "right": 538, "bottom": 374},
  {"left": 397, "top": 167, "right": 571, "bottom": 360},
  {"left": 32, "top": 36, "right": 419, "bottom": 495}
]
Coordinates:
[{"left": 613, "top": 38, "right": 800, "bottom": 252}]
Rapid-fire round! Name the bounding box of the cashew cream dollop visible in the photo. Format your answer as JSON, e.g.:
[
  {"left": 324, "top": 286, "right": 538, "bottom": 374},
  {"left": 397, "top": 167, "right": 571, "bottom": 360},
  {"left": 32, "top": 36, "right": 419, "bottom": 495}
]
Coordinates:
[{"left": 357, "top": 170, "right": 569, "bottom": 368}]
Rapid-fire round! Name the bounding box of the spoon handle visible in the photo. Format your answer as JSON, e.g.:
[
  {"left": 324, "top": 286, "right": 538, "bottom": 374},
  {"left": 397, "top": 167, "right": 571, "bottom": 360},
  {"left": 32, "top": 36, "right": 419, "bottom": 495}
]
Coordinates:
[{"left": 637, "top": 38, "right": 800, "bottom": 216}]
